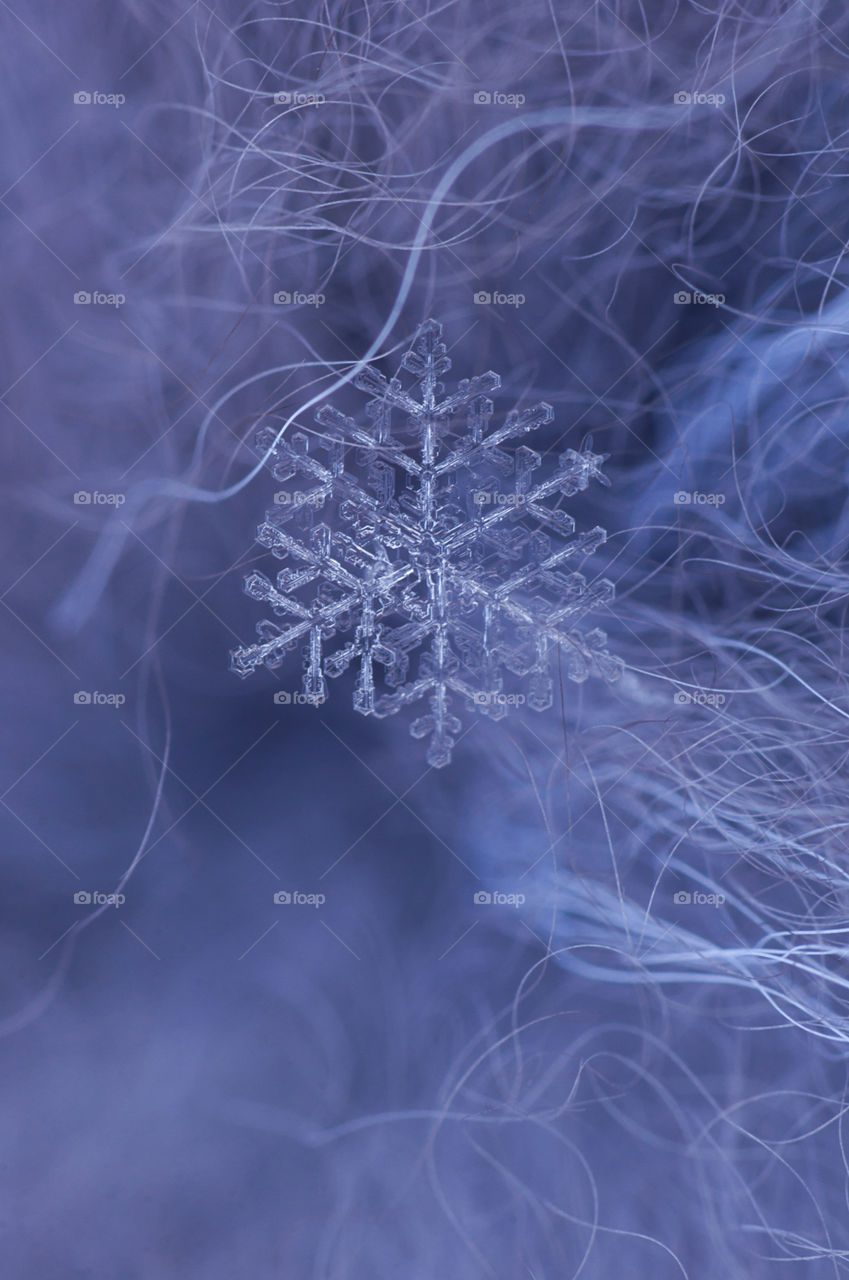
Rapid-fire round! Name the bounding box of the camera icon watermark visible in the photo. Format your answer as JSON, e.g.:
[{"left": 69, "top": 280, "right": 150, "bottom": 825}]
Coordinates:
[
  {"left": 673, "top": 290, "right": 724, "bottom": 307},
  {"left": 473, "top": 290, "right": 525, "bottom": 307},
  {"left": 73, "top": 490, "right": 126, "bottom": 506},
  {"left": 74, "top": 890, "right": 126, "bottom": 906},
  {"left": 473, "top": 889, "right": 526, "bottom": 907},
  {"left": 473, "top": 490, "right": 526, "bottom": 508},
  {"left": 273, "top": 490, "right": 325, "bottom": 508},
  {"left": 273, "top": 890, "right": 326, "bottom": 907},
  {"left": 473, "top": 90, "right": 525, "bottom": 107},
  {"left": 273, "top": 90, "right": 325, "bottom": 107},
  {"left": 273, "top": 290, "right": 325, "bottom": 307},
  {"left": 74, "top": 90, "right": 126, "bottom": 108},
  {"left": 673, "top": 90, "right": 725, "bottom": 106},
  {"left": 673, "top": 491, "right": 725, "bottom": 506},
  {"left": 674, "top": 690, "right": 726, "bottom": 708},
  {"left": 673, "top": 889, "right": 725, "bottom": 907},
  {"left": 472, "top": 691, "right": 526, "bottom": 707},
  {"left": 73, "top": 290, "right": 126, "bottom": 308},
  {"left": 273, "top": 690, "right": 326, "bottom": 706},
  {"left": 73, "top": 691, "right": 126, "bottom": 708}
]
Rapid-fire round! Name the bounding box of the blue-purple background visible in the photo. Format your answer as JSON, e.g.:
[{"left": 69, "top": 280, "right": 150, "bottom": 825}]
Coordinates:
[{"left": 3, "top": 1, "right": 849, "bottom": 1275}]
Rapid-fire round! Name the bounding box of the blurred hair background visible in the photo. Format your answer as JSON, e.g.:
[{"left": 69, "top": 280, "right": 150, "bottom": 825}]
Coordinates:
[{"left": 3, "top": 1, "right": 849, "bottom": 1275}]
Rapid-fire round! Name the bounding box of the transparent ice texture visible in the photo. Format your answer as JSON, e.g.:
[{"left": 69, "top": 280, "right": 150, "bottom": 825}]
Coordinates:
[{"left": 230, "top": 319, "right": 622, "bottom": 766}]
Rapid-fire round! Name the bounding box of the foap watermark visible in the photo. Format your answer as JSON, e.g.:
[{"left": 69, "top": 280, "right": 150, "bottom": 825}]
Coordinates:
[
  {"left": 674, "top": 690, "right": 726, "bottom": 708},
  {"left": 273, "top": 890, "right": 326, "bottom": 907},
  {"left": 673, "top": 290, "right": 724, "bottom": 307},
  {"left": 273, "top": 490, "right": 325, "bottom": 508},
  {"left": 673, "top": 890, "right": 726, "bottom": 907},
  {"left": 473, "top": 90, "right": 526, "bottom": 107},
  {"left": 473, "top": 490, "right": 526, "bottom": 507},
  {"left": 74, "top": 290, "right": 126, "bottom": 308},
  {"left": 73, "top": 490, "right": 126, "bottom": 506},
  {"left": 674, "top": 490, "right": 725, "bottom": 506},
  {"left": 274, "top": 90, "right": 325, "bottom": 107},
  {"left": 74, "top": 890, "right": 126, "bottom": 907},
  {"left": 73, "top": 691, "right": 126, "bottom": 708},
  {"left": 673, "top": 90, "right": 725, "bottom": 107},
  {"left": 273, "top": 290, "right": 325, "bottom": 307},
  {"left": 473, "top": 290, "right": 525, "bottom": 307},
  {"left": 474, "top": 890, "right": 526, "bottom": 907},
  {"left": 473, "top": 692, "right": 526, "bottom": 708},
  {"left": 273, "top": 691, "right": 326, "bottom": 706},
  {"left": 73, "top": 90, "right": 126, "bottom": 108}
]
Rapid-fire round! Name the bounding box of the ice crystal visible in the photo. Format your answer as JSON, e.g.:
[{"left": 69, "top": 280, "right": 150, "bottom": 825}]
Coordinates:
[{"left": 230, "top": 319, "right": 622, "bottom": 766}]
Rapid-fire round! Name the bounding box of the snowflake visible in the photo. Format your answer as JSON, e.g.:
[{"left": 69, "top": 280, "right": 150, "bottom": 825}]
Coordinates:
[{"left": 230, "top": 318, "right": 622, "bottom": 766}]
